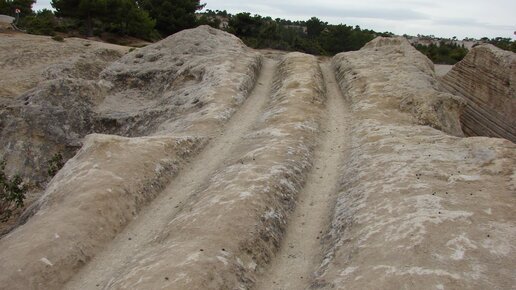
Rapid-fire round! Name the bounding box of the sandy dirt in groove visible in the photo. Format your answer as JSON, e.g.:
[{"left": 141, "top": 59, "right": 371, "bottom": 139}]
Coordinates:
[
  {"left": 254, "top": 61, "right": 352, "bottom": 290},
  {"left": 64, "top": 58, "right": 278, "bottom": 289}
]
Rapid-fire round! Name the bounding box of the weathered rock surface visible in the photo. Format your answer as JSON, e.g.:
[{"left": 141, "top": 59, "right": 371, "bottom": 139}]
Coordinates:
[
  {"left": 353, "top": 37, "right": 466, "bottom": 137},
  {"left": 0, "top": 15, "right": 14, "bottom": 29},
  {"left": 0, "top": 33, "right": 128, "bottom": 102},
  {"left": 0, "top": 36, "right": 126, "bottom": 187},
  {"left": 0, "top": 26, "right": 261, "bottom": 187},
  {"left": 312, "top": 37, "right": 515, "bottom": 290},
  {"left": 0, "top": 78, "right": 110, "bottom": 187},
  {"left": 441, "top": 44, "right": 516, "bottom": 142},
  {"left": 0, "top": 134, "right": 206, "bottom": 289},
  {"left": 0, "top": 31, "right": 514, "bottom": 290},
  {"left": 97, "top": 27, "right": 261, "bottom": 137},
  {"left": 75, "top": 52, "right": 325, "bottom": 290},
  {"left": 0, "top": 50, "right": 324, "bottom": 289}
]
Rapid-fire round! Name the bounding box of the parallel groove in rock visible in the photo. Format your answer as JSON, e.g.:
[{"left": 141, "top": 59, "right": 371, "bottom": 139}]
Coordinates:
[
  {"left": 0, "top": 26, "right": 263, "bottom": 290},
  {"left": 0, "top": 30, "right": 514, "bottom": 290},
  {"left": 78, "top": 52, "right": 326, "bottom": 290},
  {"left": 64, "top": 58, "right": 278, "bottom": 290},
  {"left": 254, "top": 61, "right": 352, "bottom": 290}
]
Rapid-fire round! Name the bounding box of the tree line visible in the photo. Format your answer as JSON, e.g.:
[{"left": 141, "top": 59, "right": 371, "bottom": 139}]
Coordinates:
[
  {"left": 201, "top": 11, "right": 393, "bottom": 55},
  {"left": 0, "top": 0, "right": 34, "bottom": 15},
  {"left": 1, "top": 0, "right": 205, "bottom": 40},
  {"left": 413, "top": 42, "right": 469, "bottom": 65},
  {"left": 1, "top": 1, "right": 514, "bottom": 58},
  {"left": 1, "top": 1, "right": 391, "bottom": 53},
  {"left": 480, "top": 37, "right": 516, "bottom": 53}
]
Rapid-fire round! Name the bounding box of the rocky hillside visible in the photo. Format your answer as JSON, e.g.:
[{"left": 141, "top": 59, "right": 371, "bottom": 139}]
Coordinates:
[
  {"left": 0, "top": 27, "right": 514, "bottom": 290},
  {"left": 0, "top": 27, "right": 261, "bottom": 188},
  {"left": 0, "top": 34, "right": 129, "bottom": 102},
  {"left": 314, "top": 36, "right": 515, "bottom": 290},
  {"left": 441, "top": 44, "right": 516, "bottom": 142}
]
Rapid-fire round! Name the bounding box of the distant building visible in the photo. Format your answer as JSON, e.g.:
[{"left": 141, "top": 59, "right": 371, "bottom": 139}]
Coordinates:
[
  {"left": 406, "top": 36, "right": 479, "bottom": 50},
  {"left": 284, "top": 25, "right": 307, "bottom": 34},
  {"left": 195, "top": 13, "right": 229, "bottom": 30}
]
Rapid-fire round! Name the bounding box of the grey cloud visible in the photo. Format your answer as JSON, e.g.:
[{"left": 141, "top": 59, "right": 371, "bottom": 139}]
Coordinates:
[
  {"left": 391, "top": 0, "right": 441, "bottom": 8},
  {"left": 436, "top": 18, "right": 514, "bottom": 30},
  {"left": 38, "top": 0, "right": 426, "bottom": 21},
  {"left": 226, "top": 3, "right": 430, "bottom": 21}
]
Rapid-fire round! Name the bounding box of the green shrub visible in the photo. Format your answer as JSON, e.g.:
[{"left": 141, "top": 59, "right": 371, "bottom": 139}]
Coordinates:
[
  {"left": 51, "top": 35, "right": 64, "bottom": 42},
  {"left": 0, "top": 161, "right": 27, "bottom": 222},
  {"left": 486, "top": 37, "right": 516, "bottom": 53},
  {"left": 53, "top": 17, "right": 81, "bottom": 33},
  {"left": 414, "top": 42, "right": 468, "bottom": 65},
  {"left": 19, "top": 9, "right": 57, "bottom": 36},
  {"left": 47, "top": 153, "right": 64, "bottom": 177}
]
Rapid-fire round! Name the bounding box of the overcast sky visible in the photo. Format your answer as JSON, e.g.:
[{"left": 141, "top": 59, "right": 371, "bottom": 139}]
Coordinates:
[{"left": 34, "top": 0, "right": 515, "bottom": 39}]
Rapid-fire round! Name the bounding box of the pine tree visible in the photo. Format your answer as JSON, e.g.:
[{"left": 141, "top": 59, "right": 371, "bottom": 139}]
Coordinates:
[
  {"left": 52, "top": 0, "right": 108, "bottom": 36},
  {"left": 107, "top": 0, "right": 155, "bottom": 39},
  {"left": 52, "top": 0, "right": 156, "bottom": 38},
  {"left": 0, "top": 0, "right": 35, "bottom": 16},
  {"left": 138, "top": 0, "right": 205, "bottom": 36}
]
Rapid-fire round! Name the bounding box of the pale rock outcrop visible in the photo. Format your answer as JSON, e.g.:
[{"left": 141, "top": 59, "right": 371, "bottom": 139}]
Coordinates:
[
  {"left": 97, "top": 26, "right": 261, "bottom": 136},
  {"left": 342, "top": 37, "right": 465, "bottom": 137},
  {"left": 441, "top": 44, "right": 516, "bottom": 142},
  {"left": 0, "top": 26, "right": 261, "bottom": 187},
  {"left": 0, "top": 15, "right": 14, "bottom": 30},
  {"left": 0, "top": 51, "right": 325, "bottom": 290},
  {"left": 0, "top": 34, "right": 126, "bottom": 102},
  {"left": 98, "top": 52, "right": 325, "bottom": 289},
  {"left": 0, "top": 31, "right": 514, "bottom": 290},
  {"left": 312, "top": 37, "right": 515, "bottom": 289},
  {"left": 0, "top": 134, "right": 206, "bottom": 289},
  {"left": 0, "top": 79, "right": 109, "bottom": 187},
  {"left": 0, "top": 15, "right": 14, "bottom": 24},
  {"left": 0, "top": 26, "right": 262, "bottom": 290},
  {"left": 0, "top": 45, "right": 124, "bottom": 187}
]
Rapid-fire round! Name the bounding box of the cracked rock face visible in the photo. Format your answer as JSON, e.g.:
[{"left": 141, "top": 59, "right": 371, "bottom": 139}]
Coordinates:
[{"left": 441, "top": 44, "right": 516, "bottom": 142}]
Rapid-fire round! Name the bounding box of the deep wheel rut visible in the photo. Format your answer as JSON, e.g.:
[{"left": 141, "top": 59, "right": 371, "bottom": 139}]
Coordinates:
[
  {"left": 64, "top": 59, "right": 277, "bottom": 289},
  {"left": 254, "top": 61, "right": 351, "bottom": 290}
]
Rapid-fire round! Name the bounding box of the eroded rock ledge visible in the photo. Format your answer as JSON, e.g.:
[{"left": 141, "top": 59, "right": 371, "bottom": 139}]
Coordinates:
[
  {"left": 441, "top": 44, "right": 516, "bottom": 142},
  {"left": 0, "top": 26, "right": 261, "bottom": 187},
  {"left": 0, "top": 134, "right": 206, "bottom": 289},
  {"left": 312, "top": 37, "right": 515, "bottom": 290}
]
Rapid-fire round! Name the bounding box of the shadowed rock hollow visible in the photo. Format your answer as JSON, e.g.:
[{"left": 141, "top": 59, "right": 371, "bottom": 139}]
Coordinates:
[{"left": 0, "top": 28, "right": 514, "bottom": 290}]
